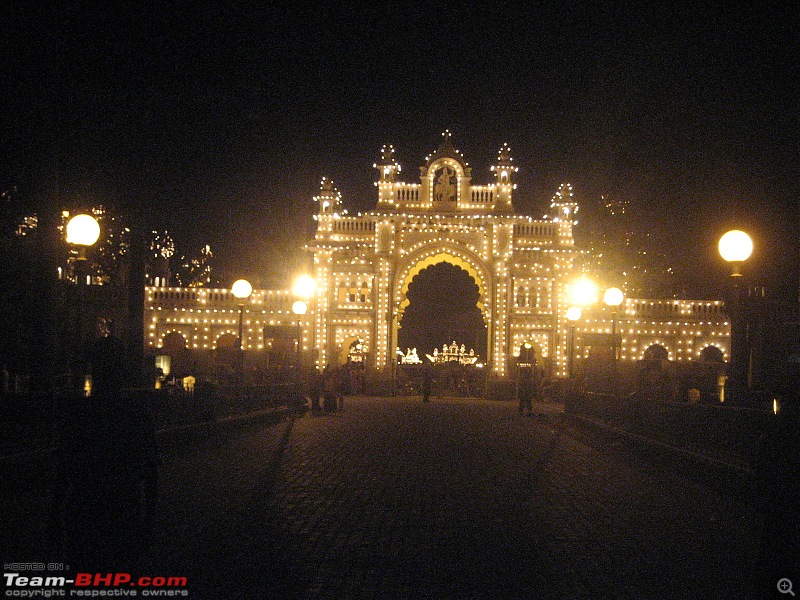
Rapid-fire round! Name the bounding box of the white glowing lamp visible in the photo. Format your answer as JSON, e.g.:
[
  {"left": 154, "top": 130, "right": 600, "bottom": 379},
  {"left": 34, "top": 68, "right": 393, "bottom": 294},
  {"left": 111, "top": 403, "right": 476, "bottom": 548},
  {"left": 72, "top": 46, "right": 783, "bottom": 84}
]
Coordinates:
[
  {"left": 569, "top": 278, "right": 599, "bottom": 306},
  {"left": 718, "top": 230, "right": 753, "bottom": 275},
  {"left": 603, "top": 287, "right": 624, "bottom": 308},
  {"left": 66, "top": 214, "right": 100, "bottom": 247},
  {"left": 566, "top": 306, "right": 582, "bottom": 322},
  {"left": 292, "top": 300, "right": 308, "bottom": 316},
  {"left": 231, "top": 279, "right": 253, "bottom": 299},
  {"left": 292, "top": 274, "right": 317, "bottom": 299}
]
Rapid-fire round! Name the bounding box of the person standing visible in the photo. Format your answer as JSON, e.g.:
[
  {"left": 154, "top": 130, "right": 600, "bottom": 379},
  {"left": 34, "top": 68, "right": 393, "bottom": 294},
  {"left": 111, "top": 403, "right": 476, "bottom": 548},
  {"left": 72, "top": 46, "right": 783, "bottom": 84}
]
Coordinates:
[{"left": 422, "top": 365, "right": 433, "bottom": 403}]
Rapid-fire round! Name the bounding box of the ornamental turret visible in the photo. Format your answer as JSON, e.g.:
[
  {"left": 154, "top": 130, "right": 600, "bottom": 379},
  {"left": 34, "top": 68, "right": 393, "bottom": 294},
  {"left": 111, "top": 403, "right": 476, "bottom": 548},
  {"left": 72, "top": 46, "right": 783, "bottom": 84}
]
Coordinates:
[
  {"left": 375, "top": 145, "right": 400, "bottom": 208},
  {"left": 490, "top": 143, "right": 517, "bottom": 212},
  {"left": 549, "top": 183, "right": 579, "bottom": 246},
  {"left": 314, "top": 177, "right": 342, "bottom": 215}
]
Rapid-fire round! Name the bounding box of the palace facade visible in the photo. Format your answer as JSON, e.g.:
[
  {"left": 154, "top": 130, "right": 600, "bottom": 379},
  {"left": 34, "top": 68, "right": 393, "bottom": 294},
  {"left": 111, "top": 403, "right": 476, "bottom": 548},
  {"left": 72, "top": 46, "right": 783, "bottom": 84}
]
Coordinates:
[{"left": 145, "top": 133, "right": 730, "bottom": 380}]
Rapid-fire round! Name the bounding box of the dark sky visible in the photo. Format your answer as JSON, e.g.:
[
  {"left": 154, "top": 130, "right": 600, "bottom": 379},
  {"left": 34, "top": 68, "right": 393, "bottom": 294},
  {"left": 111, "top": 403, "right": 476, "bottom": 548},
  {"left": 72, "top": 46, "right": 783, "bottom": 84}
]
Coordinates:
[{"left": 3, "top": 2, "right": 797, "bottom": 296}]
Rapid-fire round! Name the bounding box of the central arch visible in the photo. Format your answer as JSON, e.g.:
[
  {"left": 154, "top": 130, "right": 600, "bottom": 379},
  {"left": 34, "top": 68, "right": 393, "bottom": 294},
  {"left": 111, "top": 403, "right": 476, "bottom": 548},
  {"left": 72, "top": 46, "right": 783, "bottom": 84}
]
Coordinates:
[
  {"left": 398, "top": 262, "right": 488, "bottom": 360},
  {"left": 394, "top": 248, "right": 491, "bottom": 365},
  {"left": 397, "top": 250, "right": 488, "bottom": 317}
]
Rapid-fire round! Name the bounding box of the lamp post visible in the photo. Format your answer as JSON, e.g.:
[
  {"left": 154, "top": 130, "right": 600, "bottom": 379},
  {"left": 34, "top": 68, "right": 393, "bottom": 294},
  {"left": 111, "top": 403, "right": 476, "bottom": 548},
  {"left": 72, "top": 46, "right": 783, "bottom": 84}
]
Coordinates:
[
  {"left": 718, "top": 230, "right": 753, "bottom": 389},
  {"left": 66, "top": 214, "right": 100, "bottom": 392},
  {"left": 566, "top": 306, "right": 582, "bottom": 379},
  {"left": 292, "top": 300, "right": 307, "bottom": 371},
  {"left": 292, "top": 274, "right": 316, "bottom": 368},
  {"left": 603, "top": 287, "right": 624, "bottom": 362},
  {"left": 231, "top": 279, "right": 252, "bottom": 384}
]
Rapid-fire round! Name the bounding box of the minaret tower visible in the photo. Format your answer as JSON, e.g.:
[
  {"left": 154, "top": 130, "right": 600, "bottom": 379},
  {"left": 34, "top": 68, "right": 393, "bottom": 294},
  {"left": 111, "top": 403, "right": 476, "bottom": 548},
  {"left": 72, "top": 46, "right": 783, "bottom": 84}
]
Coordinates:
[
  {"left": 314, "top": 177, "right": 342, "bottom": 215},
  {"left": 374, "top": 145, "right": 400, "bottom": 209},
  {"left": 550, "top": 183, "right": 579, "bottom": 246},
  {"left": 490, "top": 143, "right": 517, "bottom": 212}
]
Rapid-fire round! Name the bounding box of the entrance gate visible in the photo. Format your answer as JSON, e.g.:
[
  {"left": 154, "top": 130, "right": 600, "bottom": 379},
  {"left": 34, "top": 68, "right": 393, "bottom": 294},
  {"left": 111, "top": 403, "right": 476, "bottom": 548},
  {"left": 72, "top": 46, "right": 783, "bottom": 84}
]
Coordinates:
[{"left": 306, "top": 133, "right": 580, "bottom": 379}]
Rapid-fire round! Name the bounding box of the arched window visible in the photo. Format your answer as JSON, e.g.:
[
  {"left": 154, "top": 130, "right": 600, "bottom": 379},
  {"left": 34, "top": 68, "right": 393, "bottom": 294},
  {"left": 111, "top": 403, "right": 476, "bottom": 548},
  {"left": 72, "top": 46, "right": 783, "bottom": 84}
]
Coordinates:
[{"left": 516, "top": 286, "right": 527, "bottom": 307}]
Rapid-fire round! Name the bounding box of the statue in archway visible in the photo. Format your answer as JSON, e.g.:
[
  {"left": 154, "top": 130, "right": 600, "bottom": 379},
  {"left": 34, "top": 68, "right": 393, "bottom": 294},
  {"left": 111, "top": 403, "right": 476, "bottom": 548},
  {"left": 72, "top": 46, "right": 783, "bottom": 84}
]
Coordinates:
[{"left": 434, "top": 166, "right": 457, "bottom": 203}]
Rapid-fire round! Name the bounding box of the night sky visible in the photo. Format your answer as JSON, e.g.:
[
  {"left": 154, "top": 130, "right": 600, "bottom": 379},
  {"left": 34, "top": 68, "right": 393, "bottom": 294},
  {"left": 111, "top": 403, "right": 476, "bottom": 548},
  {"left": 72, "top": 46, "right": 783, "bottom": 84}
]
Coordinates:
[{"left": 3, "top": 2, "right": 797, "bottom": 296}]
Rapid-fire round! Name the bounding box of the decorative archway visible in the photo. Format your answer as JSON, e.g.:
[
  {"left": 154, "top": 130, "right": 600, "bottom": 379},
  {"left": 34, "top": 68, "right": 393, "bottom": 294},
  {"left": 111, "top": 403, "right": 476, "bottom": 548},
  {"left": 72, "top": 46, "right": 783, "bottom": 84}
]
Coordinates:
[
  {"left": 396, "top": 249, "right": 489, "bottom": 320},
  {"left": 394, "top": 247, "right": 491, "bottom": 364},
  {"left": 162, "top": 331, "right": 188, "bottom": 351},
  {"left": 643, "top": 344, "right": 669, "bottom": 361},
  {"left": 397, "top": 262, "right": 487, "bottom": 361},
  {"left": 699, "top": 345, "right": 725, "bottom": 362}
]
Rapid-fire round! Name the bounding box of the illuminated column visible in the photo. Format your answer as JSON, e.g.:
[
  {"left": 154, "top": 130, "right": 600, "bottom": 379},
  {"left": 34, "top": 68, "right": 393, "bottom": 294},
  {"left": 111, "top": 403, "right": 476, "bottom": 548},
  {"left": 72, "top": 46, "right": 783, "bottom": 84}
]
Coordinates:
[
  {"left": 491, "top": 222, "right": 513, "bottom": 377},
  {"left": 375, "top": 256, "right": 392, "bottom": 370},
  {"left": 314, "top": 251, "right": 333, "bottom": 368}
]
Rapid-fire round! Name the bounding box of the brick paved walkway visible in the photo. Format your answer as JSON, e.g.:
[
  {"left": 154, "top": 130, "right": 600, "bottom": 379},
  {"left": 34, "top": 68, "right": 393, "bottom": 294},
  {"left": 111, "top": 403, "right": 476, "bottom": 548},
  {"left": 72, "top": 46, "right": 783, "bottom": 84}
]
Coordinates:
[{"left": 138, "top": 395, "right": 764, "bottom": 599}]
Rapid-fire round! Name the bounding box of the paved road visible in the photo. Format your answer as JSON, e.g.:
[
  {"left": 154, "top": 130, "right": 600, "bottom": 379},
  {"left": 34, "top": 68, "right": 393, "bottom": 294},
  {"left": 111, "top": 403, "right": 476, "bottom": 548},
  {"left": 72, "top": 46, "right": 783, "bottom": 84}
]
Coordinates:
[{"left": 3, "top": 396, "right": 767, "bottom": 599}]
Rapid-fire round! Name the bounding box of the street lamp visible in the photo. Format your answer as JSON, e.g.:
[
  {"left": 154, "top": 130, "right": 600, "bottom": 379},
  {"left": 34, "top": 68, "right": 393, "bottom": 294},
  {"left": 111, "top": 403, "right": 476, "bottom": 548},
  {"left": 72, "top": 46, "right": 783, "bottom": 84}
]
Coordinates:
[
  {"left": 718, "top": 230, "right": 753, "bottom": 389},
  {"left": 566, "top": 306, "right": 582, "bottom": 379},
  {"left": 292, "top": 274, "right": 317, "bottom": 300},
  {"left": 569, "top": 277, "right": 599, "bottom": 307},
  {"left": 603, "top": 287, "right": 624, "bottom": 362},
  {"left": 292, "top": 300, "right": 307, "bottom": 371},
  {"left": 231, "top": 279, "right": 252, "bottom": 384},
  {"left": 718, "top": 230, "right": 753, "bottom": 277},
  {"left": 66, "top": 213, "right": 100, "bottom": 392}
]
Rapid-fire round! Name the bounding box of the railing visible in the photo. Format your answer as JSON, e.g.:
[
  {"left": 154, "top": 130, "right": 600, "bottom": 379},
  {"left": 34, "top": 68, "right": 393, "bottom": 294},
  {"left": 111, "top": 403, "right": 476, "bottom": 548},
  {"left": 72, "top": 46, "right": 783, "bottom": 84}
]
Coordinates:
[
  {"left": 513, "top": 223, "right": 558, "bottom": 237},
  {"left": 566, "top": 390, "right": 774, "bottom": 472},
  {"left": 470, "top": 186, "right": 494, "bottom": 204},
  {"left": 395, "top": 184, "right": 420, "bottom": 203},
  {"left": 332, "top": 220, "right": 375, "bottom": 233},
  {"left": 0, "top": 383, "right": 306, "bottom": 457}
]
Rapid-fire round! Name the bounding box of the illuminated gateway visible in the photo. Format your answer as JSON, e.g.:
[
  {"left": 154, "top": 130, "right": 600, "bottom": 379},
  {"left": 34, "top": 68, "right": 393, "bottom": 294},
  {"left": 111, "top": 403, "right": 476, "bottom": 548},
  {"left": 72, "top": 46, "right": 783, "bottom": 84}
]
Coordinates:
[{"left": 145, "top": 132, "right": 731, "bottom": 379}]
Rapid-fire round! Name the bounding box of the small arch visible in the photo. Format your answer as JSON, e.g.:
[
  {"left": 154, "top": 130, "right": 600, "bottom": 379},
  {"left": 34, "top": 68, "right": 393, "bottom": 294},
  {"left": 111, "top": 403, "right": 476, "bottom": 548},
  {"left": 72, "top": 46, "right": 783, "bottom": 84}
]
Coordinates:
[
  {"left": 162, "top": 331, "right": 187, "bottom": 351},
  {"left": 643, "top": 344, "right": 669, "bottom": 361},
  {"left": 216, "top": 333, "right": 239, "bottom": 349},
  {"left": 699, "top": 345, "right": 725, "bottom": 363}
]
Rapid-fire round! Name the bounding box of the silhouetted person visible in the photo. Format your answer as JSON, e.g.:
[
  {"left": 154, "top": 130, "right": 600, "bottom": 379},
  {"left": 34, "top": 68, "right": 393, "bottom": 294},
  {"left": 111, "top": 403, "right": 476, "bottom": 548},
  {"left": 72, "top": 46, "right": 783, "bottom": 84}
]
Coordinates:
[
  {"left": 422, "top": 365, "right": 433, "bottom": 403},
  {"left": 309, "top": 367, "right": 323, "bottom": 412},
  {"left": 518, "top": 367, "right": 534, "bottom": 414},
  {"left": 322, "top": 365, "right": 340, "bottom": 412},
  {"left": 751, "top": 363, "right": 800, "bottom": 594},
  {"left": 48, "top": 325, "right": 160, "bottom": 568}
]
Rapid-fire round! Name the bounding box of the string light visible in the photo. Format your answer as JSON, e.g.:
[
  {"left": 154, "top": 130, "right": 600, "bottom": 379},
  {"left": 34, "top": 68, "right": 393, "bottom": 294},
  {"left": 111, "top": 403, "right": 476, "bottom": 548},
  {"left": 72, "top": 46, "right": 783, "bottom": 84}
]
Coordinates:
[{"left": 146, "top": 138, "right": 731, "bottom": 377}]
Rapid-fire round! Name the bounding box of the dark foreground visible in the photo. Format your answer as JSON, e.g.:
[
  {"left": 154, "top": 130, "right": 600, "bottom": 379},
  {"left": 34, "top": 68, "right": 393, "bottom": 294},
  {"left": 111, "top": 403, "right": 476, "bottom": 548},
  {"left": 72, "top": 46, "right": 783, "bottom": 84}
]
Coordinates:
[{"left": 3, "top": 396, "right": 774, "bottom": 598}]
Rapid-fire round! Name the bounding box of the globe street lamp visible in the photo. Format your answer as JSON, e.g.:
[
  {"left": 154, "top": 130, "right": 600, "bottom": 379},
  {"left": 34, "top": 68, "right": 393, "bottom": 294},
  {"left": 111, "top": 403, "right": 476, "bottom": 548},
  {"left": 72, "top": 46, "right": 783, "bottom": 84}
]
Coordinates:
[
  {"left": 566, "top": 306, "right": 582, "bottom": 379},
  {"left": 718, "top": 230, "right": 753, "bottom": 277},
  {"left": 231, "top": 279, "right": 252, "bottom": 384},
  {"left": 718, "top": 230, "right": 753, "bottom": 389},
  {"left": 603, "top": 287, "right": 624, "bottom": 362},
  {"left": 66, "top": 213, "right": 100, "bottom": 391}
]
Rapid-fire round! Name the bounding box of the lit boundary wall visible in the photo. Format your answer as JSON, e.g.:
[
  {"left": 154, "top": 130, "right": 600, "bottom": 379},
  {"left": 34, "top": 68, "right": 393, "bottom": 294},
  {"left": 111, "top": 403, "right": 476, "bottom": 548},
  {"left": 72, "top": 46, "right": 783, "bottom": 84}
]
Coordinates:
[{"left": 144, "top": 142, "right": 731, "bottom": 379}]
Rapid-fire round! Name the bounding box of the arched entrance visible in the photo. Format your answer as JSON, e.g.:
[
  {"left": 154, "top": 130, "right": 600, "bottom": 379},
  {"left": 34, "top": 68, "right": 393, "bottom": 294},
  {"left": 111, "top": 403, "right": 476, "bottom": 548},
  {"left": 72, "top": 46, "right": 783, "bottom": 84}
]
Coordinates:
[{"left": 398, "top": 262, "right": 487, "bottom": 362}]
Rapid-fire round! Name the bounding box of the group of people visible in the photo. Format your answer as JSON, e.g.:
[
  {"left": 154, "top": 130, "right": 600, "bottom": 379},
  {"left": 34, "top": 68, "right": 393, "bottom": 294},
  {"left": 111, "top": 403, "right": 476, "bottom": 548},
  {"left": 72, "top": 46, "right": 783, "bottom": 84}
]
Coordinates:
[
  {"left": 308, "top": 364, "right": 350, "bottom": 412},
  {"left": 517, "top": 365, "right": 541, "bottom": 414},
  {"left": 48, "top": 323, "right": 160, "bottom": 568}
]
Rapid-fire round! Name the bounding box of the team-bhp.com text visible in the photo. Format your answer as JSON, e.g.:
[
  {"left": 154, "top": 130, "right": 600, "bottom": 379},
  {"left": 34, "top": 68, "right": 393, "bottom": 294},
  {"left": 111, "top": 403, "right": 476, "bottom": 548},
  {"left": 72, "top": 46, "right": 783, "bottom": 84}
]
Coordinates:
[{"left": 4, "top": 573, "right": 188, "bottom": 597}]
